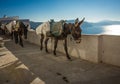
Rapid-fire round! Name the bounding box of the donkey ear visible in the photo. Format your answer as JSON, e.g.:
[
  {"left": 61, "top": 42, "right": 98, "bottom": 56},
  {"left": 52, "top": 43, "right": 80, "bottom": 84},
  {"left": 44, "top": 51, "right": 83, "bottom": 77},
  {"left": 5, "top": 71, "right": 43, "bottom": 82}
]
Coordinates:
[
  {"left": 83, "top": 17, "right": 85, "bottom": 21},
  {"left": 78, "top": 17, "right": 85, "bottom": 26}
]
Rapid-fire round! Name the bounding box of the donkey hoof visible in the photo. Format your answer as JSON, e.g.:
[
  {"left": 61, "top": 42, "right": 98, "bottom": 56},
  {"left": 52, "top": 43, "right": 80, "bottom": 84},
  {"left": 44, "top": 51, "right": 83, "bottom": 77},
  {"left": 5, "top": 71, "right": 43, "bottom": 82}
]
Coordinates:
[
  {"left": 40, "top": 47, "right": 43, "bottom": 51},
  {"left": 53, "top": 51, "right": 56, "bottom": 55},
  {"left": 67, "top": 58, "right": 72, "bottom": 61},
  {"left": 21, "top": 45, "right": 24, "bottom": 48},
  {"left": 67, "top": 57, "right": 72, "bottom": 61},
  {"left": 53, "top": 52, "right": 56, "bottom": 55},
  {"left": 69, "top": 59, "right": 72, "bottom": 61},
  {"left": 15, "top": 42, "right": 18, "bottom": 44},
  {"left": 46, "top": 50, "right": 49, "bottom": 53}
]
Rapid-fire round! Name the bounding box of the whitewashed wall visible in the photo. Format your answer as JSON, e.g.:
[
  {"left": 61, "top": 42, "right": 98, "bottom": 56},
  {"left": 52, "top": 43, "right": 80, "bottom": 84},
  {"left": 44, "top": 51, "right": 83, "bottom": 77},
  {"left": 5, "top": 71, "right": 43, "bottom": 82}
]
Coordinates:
[
  {"left": 27, "top": 30, "right": 120, "bottom": 66},
  {"left": 27, "top": 31, "right": 100, "bottom": 63},
  {"left": 101, "top": 35, "right": 120, "bottom": 66}
]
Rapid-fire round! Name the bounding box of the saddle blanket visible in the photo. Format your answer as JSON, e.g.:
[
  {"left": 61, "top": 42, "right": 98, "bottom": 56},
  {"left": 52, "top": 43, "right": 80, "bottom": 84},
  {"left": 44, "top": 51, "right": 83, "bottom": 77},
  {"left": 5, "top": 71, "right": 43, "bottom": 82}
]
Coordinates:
[{"left": 50, "top": 21, "right": 64, "bottom": 36}]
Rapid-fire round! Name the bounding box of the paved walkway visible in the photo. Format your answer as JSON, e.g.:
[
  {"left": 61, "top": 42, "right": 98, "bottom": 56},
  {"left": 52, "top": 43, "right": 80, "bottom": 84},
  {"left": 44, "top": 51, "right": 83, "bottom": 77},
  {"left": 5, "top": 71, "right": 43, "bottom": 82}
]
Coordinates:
[{"left": 0, "top": 37, "right": 120, "bottom": 84}]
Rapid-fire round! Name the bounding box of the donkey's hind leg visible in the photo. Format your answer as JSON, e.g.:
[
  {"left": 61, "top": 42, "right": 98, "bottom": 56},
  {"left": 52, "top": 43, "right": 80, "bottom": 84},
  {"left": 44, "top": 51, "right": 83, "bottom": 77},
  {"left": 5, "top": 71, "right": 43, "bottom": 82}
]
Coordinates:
[
  {"left": 11, "top": 31, "right": 14, "bottom": 40},
  {"left": 53, "top": 38, "right": 58, "bottom": 55},
  {"left": 14, "top": 31, "right": 18, "bottom": 44},
  {"left": 45, "top": 37, "right": 49, "bottom": 53},
  {"left": 40, "top": 34, "right": 44, "bottom": 50},
  {"left": 19, "top": 35, "right": 24, "bottom": 47}
]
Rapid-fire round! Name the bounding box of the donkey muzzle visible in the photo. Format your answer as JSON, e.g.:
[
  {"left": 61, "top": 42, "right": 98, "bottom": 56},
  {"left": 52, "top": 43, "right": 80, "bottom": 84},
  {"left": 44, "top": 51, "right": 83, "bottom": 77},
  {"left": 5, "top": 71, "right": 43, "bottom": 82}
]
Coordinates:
[{"left": 76, "top": 38, "right": 82, "bottom": 43}]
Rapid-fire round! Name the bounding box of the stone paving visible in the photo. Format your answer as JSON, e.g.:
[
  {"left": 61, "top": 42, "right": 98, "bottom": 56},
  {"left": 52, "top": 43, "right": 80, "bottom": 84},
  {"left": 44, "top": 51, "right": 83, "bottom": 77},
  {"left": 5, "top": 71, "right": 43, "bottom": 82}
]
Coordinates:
[{"left": 0, "top": 37, "right": 120, "bottom": 84}]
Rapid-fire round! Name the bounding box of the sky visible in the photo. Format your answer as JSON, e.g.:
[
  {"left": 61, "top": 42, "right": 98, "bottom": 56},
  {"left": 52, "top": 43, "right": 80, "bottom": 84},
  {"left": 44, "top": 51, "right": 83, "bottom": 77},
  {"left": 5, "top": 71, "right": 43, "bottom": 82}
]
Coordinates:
[{"left": 0, "top": 0, "right": 120, "bottom": 22}]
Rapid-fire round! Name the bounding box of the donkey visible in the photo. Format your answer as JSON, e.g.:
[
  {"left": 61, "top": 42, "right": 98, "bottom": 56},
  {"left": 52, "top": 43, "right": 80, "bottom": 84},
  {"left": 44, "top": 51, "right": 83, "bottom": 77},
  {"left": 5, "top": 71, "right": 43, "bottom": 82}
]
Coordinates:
[
  {"left": 6, "top": 21, "right": 28, "bottom": 47},
  {"left": 36, "top": 18, "right": 85, "bottom": 60}
]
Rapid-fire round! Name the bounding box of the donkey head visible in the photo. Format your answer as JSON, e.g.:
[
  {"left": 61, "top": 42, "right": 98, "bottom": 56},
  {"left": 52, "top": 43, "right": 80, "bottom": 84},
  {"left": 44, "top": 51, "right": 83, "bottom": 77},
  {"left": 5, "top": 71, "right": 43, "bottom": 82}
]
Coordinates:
[{"left": 71, "top": 18, "right": 85, "bottom": 43}]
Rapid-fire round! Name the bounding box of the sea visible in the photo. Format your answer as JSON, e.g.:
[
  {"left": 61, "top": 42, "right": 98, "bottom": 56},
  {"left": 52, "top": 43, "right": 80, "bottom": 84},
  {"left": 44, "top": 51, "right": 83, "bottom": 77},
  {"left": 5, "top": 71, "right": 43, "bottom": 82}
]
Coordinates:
[
  {"left": 81, "top": 25, "right": 120, "bottom": 35},
  {"left": 30, "top": 20, "right": 120, "bottom": 35}
]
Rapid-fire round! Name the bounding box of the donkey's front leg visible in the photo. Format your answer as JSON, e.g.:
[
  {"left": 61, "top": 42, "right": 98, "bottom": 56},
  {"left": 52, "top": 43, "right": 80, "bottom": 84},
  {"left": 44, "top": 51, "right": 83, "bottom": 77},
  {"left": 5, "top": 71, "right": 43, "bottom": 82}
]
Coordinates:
[
  {"left": 53, "top": 38, "right": 58, "bottom": 55},
  {"left": 14, "top": 31, "right": 18, "bottom": 44},
  {"left": 64, "top": 39, "right": 71, "bottom": 60},
  {"left": 45, "top": 38, "right": 49, "bottom": 53},
  {"left": 40, "top": 34, "right": 44, "bottom": 50},
  {"left": 11, "top": 31, "right": 14, "bottom": 40},
  {"left": 19, "top": 35, "right": 24, "bottom": 47}
]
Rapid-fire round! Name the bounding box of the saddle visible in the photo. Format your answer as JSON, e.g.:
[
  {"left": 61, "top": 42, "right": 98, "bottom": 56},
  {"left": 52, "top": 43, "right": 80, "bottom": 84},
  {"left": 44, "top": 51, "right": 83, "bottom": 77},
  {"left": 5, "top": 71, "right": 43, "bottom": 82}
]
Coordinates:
[
  {"left": 14, "top": 21, "right": 20, "bottom": 31},
  {"left": 50, "top": 21, "right": 64, "bottom": 37}
]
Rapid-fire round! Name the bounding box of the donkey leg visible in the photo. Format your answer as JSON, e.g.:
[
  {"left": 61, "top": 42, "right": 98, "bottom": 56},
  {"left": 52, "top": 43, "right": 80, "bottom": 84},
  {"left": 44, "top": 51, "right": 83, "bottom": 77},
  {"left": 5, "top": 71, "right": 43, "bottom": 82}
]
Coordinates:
[
  {"left": 53, "top": 38, "right": 58, "bottom": 55},
  {"left": 11, "top": 32, "right": 14, "bottom": 40},
  {"left": 40, "top": 34, "right": 44, "bottom": 50},
  {"left": 45, "top": 38, "right": 49, "bottom": 53},
  {"left": 64, "top": 39, "right": 71, "bottom": 60},
  {"left": 14, "top": 31, "right": 18, "bottom": 44},
  {"left": 19, "top": 35, "right": 24, "bottom": 47}
]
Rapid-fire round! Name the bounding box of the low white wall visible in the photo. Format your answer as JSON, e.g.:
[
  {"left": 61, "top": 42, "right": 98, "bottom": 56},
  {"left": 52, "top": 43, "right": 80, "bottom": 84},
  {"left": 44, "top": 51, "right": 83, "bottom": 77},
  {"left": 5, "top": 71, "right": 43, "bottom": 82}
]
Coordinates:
[
  {"left": 27, "top": 30, "right": 40, "bottom": 45},
  {"left": 101, "top": 35, "right": 120, "bottom": 66},
  {"left": 27, "top": 31, "right": 100, "bottom": 63},
  {"left": 27, "top": 30, "right": 120, "bottom": 66},
  {"left": 61, "top": 35, "right": 99, "bottom": 63}
]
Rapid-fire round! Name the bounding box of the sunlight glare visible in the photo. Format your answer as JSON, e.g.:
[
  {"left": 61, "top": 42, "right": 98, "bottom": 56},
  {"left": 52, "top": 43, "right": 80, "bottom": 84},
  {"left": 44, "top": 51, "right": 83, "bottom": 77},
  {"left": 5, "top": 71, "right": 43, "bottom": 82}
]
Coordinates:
[{"left": 103, "top": 25, "right": 120, "bottom": 35}]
